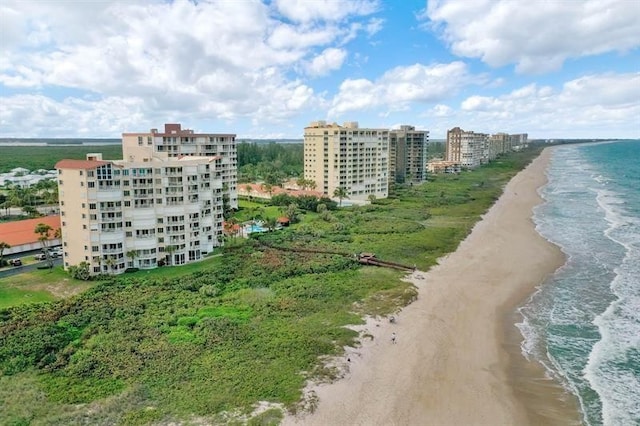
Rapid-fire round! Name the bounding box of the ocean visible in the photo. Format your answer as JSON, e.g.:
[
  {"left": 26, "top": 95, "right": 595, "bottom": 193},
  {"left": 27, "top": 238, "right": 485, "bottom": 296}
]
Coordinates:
[{"left": 519, "top": 140, "right": 640, "bottom": 426}]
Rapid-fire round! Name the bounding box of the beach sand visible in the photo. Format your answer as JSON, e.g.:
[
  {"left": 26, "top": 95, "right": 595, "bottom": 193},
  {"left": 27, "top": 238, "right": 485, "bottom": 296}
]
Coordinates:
[{"left": 283, "top": 148, "right": 582, "bottom": 426}]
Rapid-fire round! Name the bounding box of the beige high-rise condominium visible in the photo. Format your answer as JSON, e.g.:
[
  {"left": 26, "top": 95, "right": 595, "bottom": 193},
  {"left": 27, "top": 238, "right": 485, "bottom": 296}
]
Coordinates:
[
  {"left": 389, "top": 125, "right": 429, "bottom": 184},
  {"left": 56, "top": 124, "right": 236, "bottom": 275},
  {"left": 304, "top": 121, "right": 389, "bottom": 203},
  {"left": 445, "top": 127, "right": 488, "bottom": 168},
  {"left": 122, "top": 123, "right": 237, "bottom": 209}
]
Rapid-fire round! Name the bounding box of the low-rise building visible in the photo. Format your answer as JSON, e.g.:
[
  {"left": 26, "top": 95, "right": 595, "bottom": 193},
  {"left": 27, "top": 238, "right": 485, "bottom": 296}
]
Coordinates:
[{"left": 0, "top": 215, "right": 61, "bottom": 256}]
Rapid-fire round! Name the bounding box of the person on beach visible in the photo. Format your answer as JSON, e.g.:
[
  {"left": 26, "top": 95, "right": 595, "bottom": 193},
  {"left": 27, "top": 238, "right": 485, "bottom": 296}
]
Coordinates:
[{"left": 391, "top": 332, "right": 397, "bottom": 344}]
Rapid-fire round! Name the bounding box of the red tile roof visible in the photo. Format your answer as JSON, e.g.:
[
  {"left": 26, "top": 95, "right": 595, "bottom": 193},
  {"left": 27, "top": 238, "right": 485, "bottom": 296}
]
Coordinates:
[
  {"left": 0, "top": 216, "right": 61, "bottom": 247},
  {"left": 55, "top": 159, "right": 109, "bottom": 170}
]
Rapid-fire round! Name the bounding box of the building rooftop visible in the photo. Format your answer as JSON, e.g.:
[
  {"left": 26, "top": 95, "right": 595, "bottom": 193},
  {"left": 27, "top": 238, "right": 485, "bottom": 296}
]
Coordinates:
[
  {"left": 55, "top": 159, "right": 109, "bottom": 170},
  {"left": 0, "top": 215, "right": 61, "bottom": 247}
]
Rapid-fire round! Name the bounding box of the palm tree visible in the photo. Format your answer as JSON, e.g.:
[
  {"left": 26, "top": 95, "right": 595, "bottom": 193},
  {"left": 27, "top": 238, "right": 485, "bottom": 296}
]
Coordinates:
[
  {"left": 104, "top": 256, "right": 117, "bottom": 274},
  {"left": 34, "top": 223, "right": 54, "bottom": 268},
  {"left": 261, "top": 183, "right": 273, "bottom": 199},
  {"left": 0, "top": 242, "right": 10, "bottom": 266},
  {"left": 333, "top": 186, "right": 349, "bottom": 207},
  {"left": 264, "top": 217, "right": 278, "bottom": 231},
  {"left": 296, "top": 177, "right": 307, "bottom": 190},
  {"left": 126, "top": 250, "right": 138, "bottom": 268},
  {"left": 164, "top": 245, "right": 176, "bottom": 266},
  {"left": 244, "top": 184, "right": 253, "bottom": 201}
]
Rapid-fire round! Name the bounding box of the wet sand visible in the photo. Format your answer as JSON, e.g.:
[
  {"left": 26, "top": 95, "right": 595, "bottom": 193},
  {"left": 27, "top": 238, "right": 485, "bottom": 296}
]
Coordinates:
[{"left": 283, "top": 148, "right": 582, "bottom": 425}]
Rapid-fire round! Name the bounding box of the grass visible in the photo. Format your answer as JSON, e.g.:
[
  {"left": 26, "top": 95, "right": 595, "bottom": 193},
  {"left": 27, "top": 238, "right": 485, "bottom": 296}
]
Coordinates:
[
  {"left": 0, "top": 266, "right": 94, "bottom": 307},
  {"left": 0, "top": 287, "right": 54, "bottom": 309},
  {"left": 0, "top": 148, "right": 542, "bottom": 425}
]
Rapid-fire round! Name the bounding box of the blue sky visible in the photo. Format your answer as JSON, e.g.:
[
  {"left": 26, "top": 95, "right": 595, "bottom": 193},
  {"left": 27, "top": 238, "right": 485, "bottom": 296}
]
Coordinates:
[{"left": 1, "top": 0, "right": 638, "bottom": 139}]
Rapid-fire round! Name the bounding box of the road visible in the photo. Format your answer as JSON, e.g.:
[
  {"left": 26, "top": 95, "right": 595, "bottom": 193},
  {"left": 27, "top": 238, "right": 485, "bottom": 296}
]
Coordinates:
[{"left": 0, "top": 256, "right": 62, "bottom": 279}]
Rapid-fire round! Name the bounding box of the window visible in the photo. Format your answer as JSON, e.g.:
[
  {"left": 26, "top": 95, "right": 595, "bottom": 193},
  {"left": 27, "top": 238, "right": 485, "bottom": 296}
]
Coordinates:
[
  {"left": 92, "top": 246, "right": 99, "bottom": 252},
  {"left": 89, "top": 203, "right": 96, "bottom": 209},
  {"left": 87, "top": 182, "right": 95, "bottom": 188},
  {"left": 138, "top": 136, "right": 143, "bottom": 146}
]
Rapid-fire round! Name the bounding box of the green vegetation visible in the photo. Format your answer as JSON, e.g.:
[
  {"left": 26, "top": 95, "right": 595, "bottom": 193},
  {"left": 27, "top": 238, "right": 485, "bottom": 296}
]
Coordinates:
[
  {"left": 0, "top": 287, "right": 54, "bottom": 309},
  {"left": 0, "top": 147, "right": 541, "bottom": 424},
  {"left": 0, "top": 145, "right": 122, "bottom": 173},
  {"left": 237, "top": 142, "right": 303, "bottom": 184}
]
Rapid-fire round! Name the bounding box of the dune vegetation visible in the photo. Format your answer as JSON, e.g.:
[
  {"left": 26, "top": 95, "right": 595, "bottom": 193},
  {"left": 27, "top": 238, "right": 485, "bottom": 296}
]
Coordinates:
[{"left": 0, "top": 147, "right": 541, "bottom": 425}]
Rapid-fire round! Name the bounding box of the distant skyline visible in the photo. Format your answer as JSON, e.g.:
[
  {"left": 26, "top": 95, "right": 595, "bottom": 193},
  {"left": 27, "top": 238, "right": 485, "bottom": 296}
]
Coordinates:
[{"left": 1, "top": 0, "right": 638, "bottom": 140}]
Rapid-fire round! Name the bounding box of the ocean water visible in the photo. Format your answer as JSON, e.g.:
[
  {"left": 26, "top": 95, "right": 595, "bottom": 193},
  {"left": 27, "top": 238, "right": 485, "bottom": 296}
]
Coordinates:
[{"left": 518, "top": 140, "right": 640, "bottom": 426}]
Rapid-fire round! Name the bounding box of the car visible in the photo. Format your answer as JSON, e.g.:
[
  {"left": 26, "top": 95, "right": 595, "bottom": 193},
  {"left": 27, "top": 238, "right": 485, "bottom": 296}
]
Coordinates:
[
  {"left": 34, "top": 252, "right": 47, "bottom": 261},
  {"left": 9, "top": 258, "right": 22, "bottom": 266},
  {"left": 50, "top": 248, "right": 64, "bottom": 258}
]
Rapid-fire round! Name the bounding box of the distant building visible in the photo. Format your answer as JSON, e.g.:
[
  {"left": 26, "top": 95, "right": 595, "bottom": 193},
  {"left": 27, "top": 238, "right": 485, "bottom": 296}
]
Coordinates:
[
  {"left": 509, "top": 133, "right": 529, "bottom": 151},
  {"left": 445, "top": 127, "right": 487, "bottom": 168},
  {"left": 304, "top": 121, "right": 389, "bottom": 202},
  {"left": 427, "top": 160, "right": 461, "bottom": 174},
  {"left": 389, "top": 125, "right": 429, "bottom": 184}
]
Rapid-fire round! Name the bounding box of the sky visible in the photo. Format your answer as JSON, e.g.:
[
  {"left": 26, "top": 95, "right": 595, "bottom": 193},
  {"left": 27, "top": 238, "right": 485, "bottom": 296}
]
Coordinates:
[{"left": 0, "top": 0, "right": 639, "bottom": 140}]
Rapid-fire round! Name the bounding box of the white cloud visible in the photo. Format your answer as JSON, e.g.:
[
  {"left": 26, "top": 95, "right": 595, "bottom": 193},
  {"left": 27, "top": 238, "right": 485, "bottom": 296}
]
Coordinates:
[
  {"left": 424, "top": 0, "right": 640, "bottom": 73},
  {"left": 329, "top": 61, "right": 476, "bottom": 116},
  {"left": 429, "top": 104, "right": 454, "bottom": 117},
  {"left": 0, "top": 0, "right": 384, "bottom": 136},
  {"left": 454, "top": 73, "right": 640, "bottom": 137},
  {"left": 305, "top": 48, "right": 347, "bottom": 76},
  {"left": 273, "top": 0, "right": 379, "bottom": 23}
]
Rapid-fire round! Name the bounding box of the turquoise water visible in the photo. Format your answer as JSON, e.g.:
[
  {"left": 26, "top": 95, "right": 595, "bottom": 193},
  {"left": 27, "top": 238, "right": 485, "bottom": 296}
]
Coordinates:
[{"left": 519, "top": 140, "right": 640, "bottom": 426}]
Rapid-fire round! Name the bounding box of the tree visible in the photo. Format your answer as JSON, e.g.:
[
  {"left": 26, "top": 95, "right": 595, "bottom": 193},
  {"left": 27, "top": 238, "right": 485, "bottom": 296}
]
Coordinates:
[
  {"left": 164, "top": 245, "right": 176, "bottom": 266},
  {"left": 261, "top": 183, "right": 274, "bottom": 198},
  {"left": 244, "top": 185, "right": 253, "bottom": 201},
  {"left": 296, "top": 177, "right": 309, "bottom": 190},
  {"left": 368, "top": 194, "right": 377, "bottom": 204},
  {"left": 0, "top": 241, "right": 10, "bottom": 266},
  {"left": 34, "top": 223, "right": 54, "bottom": 268},
  {"left": 284, "top": 203, "right": 298, "bottom": 224},
  {"left": 104, "top": 256, "right": 117, "bottom": 274},
  {"left": 333, "top": 186, "right": 349, "bottom": 207},
  {"left": 264, "top": 217, "right": 278, "bottom": 231},
  {"left": 126, "top": 250, "right": 138, "bottom": 268}
]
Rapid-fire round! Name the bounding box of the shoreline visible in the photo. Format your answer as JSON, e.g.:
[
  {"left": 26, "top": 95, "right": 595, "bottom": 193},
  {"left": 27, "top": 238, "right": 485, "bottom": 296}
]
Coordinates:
[{"left": 283, "top": 148, "right": 582, "bottom": 425}]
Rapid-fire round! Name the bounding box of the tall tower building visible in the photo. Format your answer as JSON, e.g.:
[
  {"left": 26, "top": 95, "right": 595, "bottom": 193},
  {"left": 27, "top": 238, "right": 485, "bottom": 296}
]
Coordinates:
[
  {"left": 122, "top": 123, "right": 238, "bottom": 210},
  {"left": 304, "top": 121, "right": 389, "bottom": 202},
  {"left": 389, "top": 125, "right": 429, "bottom": 184},
  {"left": 56, "top": 123, "right": 236, "bottom": 276},
  {"left": 446, "top": 127, "right": 487, "bottom": 168}
]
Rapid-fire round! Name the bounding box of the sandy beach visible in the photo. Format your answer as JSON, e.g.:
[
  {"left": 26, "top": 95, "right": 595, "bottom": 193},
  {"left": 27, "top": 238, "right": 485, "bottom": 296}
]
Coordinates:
[{"left": 284, "top": 148, "right": 582, "bottom": 426}]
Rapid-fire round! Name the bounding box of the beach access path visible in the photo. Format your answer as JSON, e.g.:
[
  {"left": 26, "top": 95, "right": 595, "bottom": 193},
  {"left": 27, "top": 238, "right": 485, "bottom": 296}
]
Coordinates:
[{"left": 283, "top": 148, "right": 573, "bottom": 425}]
